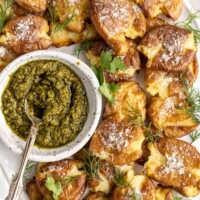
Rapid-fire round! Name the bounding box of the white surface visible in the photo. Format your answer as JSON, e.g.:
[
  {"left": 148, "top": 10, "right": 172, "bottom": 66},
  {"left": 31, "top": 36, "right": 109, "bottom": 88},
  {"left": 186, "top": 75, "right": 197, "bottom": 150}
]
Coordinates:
[{"left": 1, "top": 0, "right": 200, "bottom": 199}]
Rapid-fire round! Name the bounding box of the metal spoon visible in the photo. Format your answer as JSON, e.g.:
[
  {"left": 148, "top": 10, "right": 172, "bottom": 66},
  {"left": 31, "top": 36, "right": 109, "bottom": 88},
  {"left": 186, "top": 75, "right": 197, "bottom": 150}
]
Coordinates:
[{"left": 6, "top": 99, "right": 42, "bottom": 200}]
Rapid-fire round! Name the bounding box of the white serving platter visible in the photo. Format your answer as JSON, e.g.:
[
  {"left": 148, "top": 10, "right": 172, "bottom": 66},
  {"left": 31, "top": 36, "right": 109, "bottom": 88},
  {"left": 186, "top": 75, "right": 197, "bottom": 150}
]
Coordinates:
[{"left": 1, "top": 0, "right": 200, "bottom": 199}]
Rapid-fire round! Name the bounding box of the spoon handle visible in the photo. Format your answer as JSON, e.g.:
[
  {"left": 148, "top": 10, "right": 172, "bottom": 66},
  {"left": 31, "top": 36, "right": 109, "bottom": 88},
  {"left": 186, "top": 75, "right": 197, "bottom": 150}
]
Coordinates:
[{"left": 5, "top": 126, "right": 38, "bottom": 200}]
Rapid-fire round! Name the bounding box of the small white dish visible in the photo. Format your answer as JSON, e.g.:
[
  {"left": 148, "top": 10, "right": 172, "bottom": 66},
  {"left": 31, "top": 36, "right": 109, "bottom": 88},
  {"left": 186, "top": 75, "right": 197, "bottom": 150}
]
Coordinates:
[{"left": 0, "top": 50, "right": 102, "bottom": 162}]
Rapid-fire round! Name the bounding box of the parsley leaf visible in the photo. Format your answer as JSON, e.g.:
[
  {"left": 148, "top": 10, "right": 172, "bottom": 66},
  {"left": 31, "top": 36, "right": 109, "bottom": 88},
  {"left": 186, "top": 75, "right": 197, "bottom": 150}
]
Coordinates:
[
  {"left": 109, "top": 57, "right": 127, "bottom": 74},
  {"left": 45, "top": 177, "right": 62, "bottom": 200},
  {"left": 92, "top": 51, "right": 127, "bottom": 104}
]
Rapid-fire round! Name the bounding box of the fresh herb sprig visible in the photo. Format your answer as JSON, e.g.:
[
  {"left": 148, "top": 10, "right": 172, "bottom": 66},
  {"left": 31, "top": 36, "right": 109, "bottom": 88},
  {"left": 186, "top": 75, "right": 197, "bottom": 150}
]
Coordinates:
[
  {"left": 175, "top": 10, "right": 200, "bottom": 45},
  {"left": 190, "top": 130, "right": 200, "bottom": 143},
  {"left": 23, "top": 160, "right": 35, "bottom": 181},
  {"left": 48, "top": 5, "right": 76, "bottom": 34},
  {"left": 45, "top": 176, "right": 77, "bottom": 200},
  {"left": 73, "top": 40, "right": 94, "bottom": 58},
  {"left": 0, "top": 0, "right": 14, "bottom": 32},
  {"left": 77, "top": 149, "right": 101, "bottom": 180},
  {"left": 179, "top": 74, "right": 200, "bottom": 123},
  {"left": 128, "top": 104, "right": 162, "bottom": 142},
  {"left": 173, "top": 196, "right": 184, "bottom": 200},
  {"left": 112, "top": 167, "right": 141, "bottom": 200},
  {"left": 92, "top": 51, "right": 126, "bottom": 104}
]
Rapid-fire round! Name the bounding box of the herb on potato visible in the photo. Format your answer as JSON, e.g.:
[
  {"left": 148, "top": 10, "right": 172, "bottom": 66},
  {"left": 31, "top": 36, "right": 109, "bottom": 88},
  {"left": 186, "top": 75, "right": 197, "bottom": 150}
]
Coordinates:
[
  {"left": 45, "top": 176, "right": 77, "bottom": 200},
  {"left": 175, "top": 10, "right": 200, "bottom": 45},
  {"left": 48, "top": 5, "right": 76, "bottom": 34},
  {"left": 0, "top": 0, "right": 14, "bottom": 32},
  {"left": 179, "top": 74, "right": 200, "bottom": 123},
  {"left": 190, "top": 130, "right": 200, "bottom": 143},
  {"left": 73, "top": 40, "right": 94, "bottom": 58},
  {"left": 128, "top": 104, "right": 163, "bottom": 142},
  {"left": 92, "top": 51, "right": 126, "bottom": 104}
]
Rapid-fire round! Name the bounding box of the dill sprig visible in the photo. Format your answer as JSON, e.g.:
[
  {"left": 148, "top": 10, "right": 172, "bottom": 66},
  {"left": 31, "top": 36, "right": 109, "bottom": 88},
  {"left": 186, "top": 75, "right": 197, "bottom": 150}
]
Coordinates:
[
  {"left": 173, "top": 196, "right": 183, "bottom": 200},
  {"left": 190, "top": 130, "right": 200, "bottom": 143},
  {"left": 128, "top": 104, "right": 162, "bottom": 142},
  {"left": 48, "top": 5, "right": 76, "bottom": 34},
  {"left": 175, "top": 10, "right": 200, "bottom": 45},
  {"left": 0, "top": 0, "right": 14, "bottom": 32},
  {"left": 179, "top": 73, "right": 200, "bottom": 123},
  {"left": 112, "top": 167, "right": 141, "bottom": 200},
  {"left": 23, "top": 160, "right": 35, "bottom": 181},
  {"left": 77, "top": 149, "right": 101, "bottom": 180},
  {"left": 73, "top": 40, "right": 94, "bottom": 58}
]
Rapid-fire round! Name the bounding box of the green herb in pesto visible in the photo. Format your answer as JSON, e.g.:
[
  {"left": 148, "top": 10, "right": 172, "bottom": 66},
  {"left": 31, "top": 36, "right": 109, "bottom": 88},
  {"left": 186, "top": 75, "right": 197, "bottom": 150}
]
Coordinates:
[{"left": 2, "top": 60, "right": 88, "bottom": 148}]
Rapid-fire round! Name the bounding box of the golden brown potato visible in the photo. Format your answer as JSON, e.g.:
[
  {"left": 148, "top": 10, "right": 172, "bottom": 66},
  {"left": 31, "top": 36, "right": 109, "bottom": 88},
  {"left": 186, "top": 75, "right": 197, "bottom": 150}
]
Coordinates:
[
  {"left": 138, "top": 25, "right": 197, "bottom": 72},
  {"left": 155, "top": 186, "right": 173, "bottom": 200},
  {"left": 91, "top": 0, "right": 146, "bottom": 55},
  {"left": 26, "top": 178, "right": 44, "bottom": 200},
  {"left": 0, "top": 15, "right": 52, "bottom": 55},
  {"left": 135, "top": 0, "right": 183, "bottom": 20},
  {"left": 177, "top": 185, "right": 199, "bottom": 197},
  {"left": 144, "top": 139, "right": 200, "bottom": 196},
  {"left": 103, "top": 81, "right": 147, "bottom": 120},
  {"left": 0, "top": 46, "right": 17, "bottom": 71},
  {"left": 113, "top": 169, "right": 156, "bottom": 200},
  {"left": 88, "top": 160, "right": 115, "bottom": 194},
  {"left": 56, "top": 0, "right": 90, "bottom": 33},
  {"left": 89, "top": 113, "right": 145, "bottom": 165},
  {"left": 36, "top": 159, "right": 86, "bottom": 200},
  {"left": 86, "top": 41, "right": 141, "bottom": 83},
  {"left": 15, "top": 0, "right": 47, "bottom": 13},
  {"left": 148, "top": 95, "right": 198, "bottom": 138},
  {"left": 146, "top": 18, "right": 167, "bottom": 33},
  {"left": 51, "top": 23, "right": 99, "bottom": 47},
  {"left": 145, "top": 57, "right": 198, "bottom": 99},
  {"left": 84, "top": 192, "right": 110, "bottom": 200}
]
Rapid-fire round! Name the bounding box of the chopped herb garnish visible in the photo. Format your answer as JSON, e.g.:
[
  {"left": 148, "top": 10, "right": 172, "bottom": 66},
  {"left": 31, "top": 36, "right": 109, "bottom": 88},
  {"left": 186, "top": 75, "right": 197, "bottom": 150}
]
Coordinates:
[
  {"left": 0, "top": 0, "right": 14, "bottom": 32},
  {"left": 179, "top": 73, "right": 200, "bottom": 123},
  {"left": 190, "top": 130, "right": 200, "bottom": 143},
  {"left": 73, "top": 40, "right": 94, "bottom": 58},
  {"left": 175, "top": 10, "right": 200, "bottom": 45},
  {"left": 128, "top": 104, "right": 163, "bottom": 142},
  {"left": 48, "top": 5, "right": 76, "bottom": 34},
  {"left": 92, "top": 51, "right": 126, "bottom": 104}
]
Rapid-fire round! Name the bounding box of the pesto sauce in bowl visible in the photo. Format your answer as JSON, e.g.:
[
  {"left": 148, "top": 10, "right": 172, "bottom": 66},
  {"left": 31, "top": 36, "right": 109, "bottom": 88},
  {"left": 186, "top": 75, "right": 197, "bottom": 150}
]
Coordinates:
[{"left": 2, "top": 60, "right": 88, "bottom": 148}]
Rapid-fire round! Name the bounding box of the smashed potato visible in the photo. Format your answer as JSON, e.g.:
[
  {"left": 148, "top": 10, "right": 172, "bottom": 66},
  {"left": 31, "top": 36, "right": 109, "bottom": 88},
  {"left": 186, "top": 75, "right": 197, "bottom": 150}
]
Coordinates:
[
  {"left": 89, "top": 113, "right": 145, "bottom": 165},
  {"left": 0, "top": 15, "right": 52, "bottom": 55},
  {"left": 91, "top": 0, "right": 146, "bottom": 55},
  {"left": 145, "top": 139, "right": 200, "bottom": 197},
  {"left": 36, "top": 159, "right": 86, "bottom": 200},
  {"left": 84, "top": 192, "right": 110, "bottom": 200},
  {"left": 138, "top": 25, "right": 197, "bottom": 72},
  {"left": 103, "top": 81, "right": 147, "bottom": 120},
  {"left": 155, "top": 186, "right": 173, "bottom": 200}
]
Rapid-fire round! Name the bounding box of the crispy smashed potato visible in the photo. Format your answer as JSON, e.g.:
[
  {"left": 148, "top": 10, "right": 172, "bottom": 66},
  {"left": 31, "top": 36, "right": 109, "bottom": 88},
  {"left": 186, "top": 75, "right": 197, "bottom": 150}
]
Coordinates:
[
  {"left": 86, "top": 41, "right": 141, "bottom": 83},
  {"left": 103, "top": 81, "right": 147, "bottom": 120},
  {"left": 36, "top": 159, "right": 86, "bottom": 200},
  {"left": 84, "top": 192, "right": 110, "bottom": 200},
  {"left": 155, "top": 186, "right": 173, "bottom": 200},
  {"left": 0, "top": 15, "right": 52, "bottom": 55},
  {"left": 113, "top": 169, "right": 156, "bottom": 200},
  {"left": 146, "top": 18, "right": 167, "bottom": 33},
  {"left": 138, "top": 25, "right": 197, "bottom": 72},
  {"left": 148, "top": 96, "right": 198, "bottom": 137},
  {"left": 135, "top": 0, "right": 183, "bottom": 20},
  {"left": 51, "top": 23, "right": 99, "bottom": 47},
  {"left": 91, "top": 0, "right": 146, "bottom": 55},
  {"left": 177, "top": 185, "right": 199, "bottom": 197},
  {"left": 145, "top": 138, "right": 200, "bottom": 197},
  {"left": 15, "top": 0, "right": 47, "bottom": 13},
  {"left": 89, "top": 113, "right": 145, "bottom": 165},
  {"left": 0, "top": 46, "right": 17, "bottom": 71},
  {"left": 88, "top": 160, "right": 115, "bottom": 194},
  {"left": 26, "top": 178, "right": 43, "bottom": 200},
  {"left": 56, "top": 0, "right": 90, "bottom": 33},
  {"left": 145, "top": 57, "right": 198, "bottom": 98}
]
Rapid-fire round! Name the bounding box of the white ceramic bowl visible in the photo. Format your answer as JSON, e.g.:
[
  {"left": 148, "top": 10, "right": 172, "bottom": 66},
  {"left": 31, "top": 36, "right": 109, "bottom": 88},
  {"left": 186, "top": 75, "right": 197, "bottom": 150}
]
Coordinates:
[{"left": 0, "top": 50, "right": 102, "bottom": 162}]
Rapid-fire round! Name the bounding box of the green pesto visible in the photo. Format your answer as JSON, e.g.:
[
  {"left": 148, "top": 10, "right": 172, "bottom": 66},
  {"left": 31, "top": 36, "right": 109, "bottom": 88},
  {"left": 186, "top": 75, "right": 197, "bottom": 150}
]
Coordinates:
[{"left": 2, "top": 60, "right": 88, "bottom": 148}]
